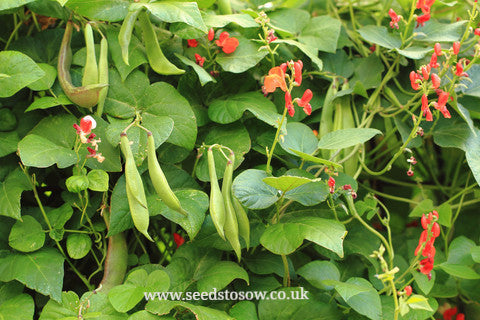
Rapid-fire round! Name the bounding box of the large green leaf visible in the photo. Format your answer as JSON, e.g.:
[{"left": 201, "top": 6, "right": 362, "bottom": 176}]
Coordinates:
[
  {"left": 415, "top": 20, "right": 466, "bottom": 42},
  {"left": 0, "top": 294, "right": 34, "bottom": 320},
  {"left": 216, "top": 37, "right": 268, "bottom": 73},
  {"left": 298, "top": 16, "right": 341, "bottom": 53},
  {"left": 195, "top": 123, "right": 251, "bottom": 181},
  {"left": 297, "top": 261, "right": 340, "bottom": 290},
  {"left": 107, "top": 175, "right": 133, "bottom": 236},
  {"left": 279, "top": 122, "right": 318, "bottom": 155},
  {"left": 318, "top": 128, "right": 382, "bottom": 150},
  {"left": 18, "top": 114, "right": 77, "bottom": 168},
  {"left": 274, "top": 39, "right": 323, "bottom": 70},
  {"left": 0, "top": 0, "right": 36, "bottom": 11},
  {"left": 0, "top": 168, "right": 32, "bottom": 220},
  {"left": 175, "top": 53, "right": 216, "bottom": 86},
  {"left": 0, "top": 131, "right": 19, "bottom": 158},
  {"left": 0, "top": 248, "right": 64, "bottom": 302},
  {"left": 66, "top": 234, "right": 92, "bottom": 259},
  {"left": 357, "top": 26, "right": 401, "bottom": 49},
  {"left": 8, "top": 215, "right": 45, "bottom": 252},
  {"left": 148, "top": 189, "right": 209, "bottom": 239},
  {"left": 260, "top": 216, "right": 346, "bottom": 257},
  {"left": 438, "top": 263, "right": 480, "bottom": 279},
  {"left": 335, "top": 278, "right": 382, "bottom": 320},
  {"left": 229, "top": 301, "right": 258, "bottom": 320},
  {"left": 196, "top": 261, "right": 249, "bottom": 292},
  {"left": 203, "top": 13, "right": 258, "bottom": 28},
  {"left": 66, "top": 0, "right": 129, "bottom": 22},
  {"left": 208, "top": 92, "right": 284, "bottom": 131},
  {"left": 0, "top": 51, "right": 45, "bottom": 97},
  {"left": 284, "top": 181, "right": 330, "bottom": 206},
  {"left": 262, "top": 176, "right": 314, "bottom": 193},
  {"left": 447, "top": 236, "right": 476, "bottom": 265},
  {"left": 25, "top": 95, "right": 72, "bottom": 112},
  {"left": 465, "top": 129, "right": 480, "bottom": 186},
  {"left": 269, "top": 8, "right": 310, "bottom": 36},
  {"left": 232, "top": 169, "right": 279, "bottom": 209},
  {"left": 131, "top": 1, "right": 207, "bottom": 32},
  {"left": 27, "top": 63, "right": 57, "bottom": 91}
]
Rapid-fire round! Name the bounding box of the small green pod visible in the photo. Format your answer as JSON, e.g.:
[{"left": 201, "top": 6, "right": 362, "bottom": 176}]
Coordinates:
[
  {"left": 138, "top": 11, "right": 185, "bottom": 75},
  {"left": 119, "top": 8, "right": 141, "bottom": 65},
  {"left": 147, "top": 132, "right": 186, "bottom": 216},
  {"left": 82, "top": 23, "right": 99, "bottom": 86},
  {"left": 120, "top": 133, "right": 153, "bottom": 242},
  {"left": 207, "top": 147, "right": 226, "bottom": 240},
  {"left": 232, "top": 195, "right": 250, "bottom": 249},
  {"left": 96, "top": 36, "right": 109, "bottom": 117},
  {"left": 57, "top": 21, "right": 107, "bottom": 108},
  {"left": 222, "top": 151, "right": 241, "bottom": 261}
]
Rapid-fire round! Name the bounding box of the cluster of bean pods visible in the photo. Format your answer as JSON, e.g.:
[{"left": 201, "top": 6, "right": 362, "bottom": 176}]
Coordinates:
[
  {"left": 120, "top": 131, "right": 186, "bottom": 241},
  {"left": 58, "top": 21, "right": 109, "bottom": 112},
  {"left": 208, "top": 146, "right": 250, "bottom": 261}
]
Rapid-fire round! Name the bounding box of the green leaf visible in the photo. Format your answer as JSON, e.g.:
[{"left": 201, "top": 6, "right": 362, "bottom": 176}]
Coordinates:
[
  {"left": 109, "top": 284, "right": 145, "bottom": 313},
  {"left": 269, "top": 8, "right": 310, "bottom": 36},
  {"left": 432, "top": 121, "right": 470, "bottom": 150},
  {"left": 471, "top": 246, "right": 480, "bottom": 263},
  {"left": 146, "top": 300, "right": 233, "bottom": 320},
  {"left": 262, "top": 176, "right": 314, "bottom": 193},
  {"left": 0, "top": 294, "right": 34, "bottom": 320},
  {"left": 413, "top": 270, "right": 435, "bottom": 295},
  {"left": 208, "top": 92, "right": 283, "bottom": 131},
  {"left": 0, "top": 0, "right": 36, "bottom": 11},
  {"left": 0, "top": 51, "right": 45, "bottom": 97},
  {"left": 0, "top": 131, "right": 20, "bottom": 158},
  {"left": 0, "top": 248, "right": 64, "bottom": 302},
  {"left": 318, "top": 128, "right": 382, "bottom": 150},
  {"left": 203, "top": 13, "right": 257, "bottom": 28},
  {"left": 409, "top": 199, "right": 434, "bottom": 218},
  {"left": 382, "top": 295, "right": 438, "bottom": 320},
  {"left": 335, "top": 278, "right": 382, "bottom": 320},
  {"left": 229, "top": 301, "right": 258, "bottom": 320},
  {"left": 148, "top": 189, "right": 209, "bottom": 239},
  {"left": 461, "top": 64, "right": 480, "bottom": 98},
  {"left": 107, "top": 175, "right": 133, "bottom": 236},
  {"left": 438, "top": 263, "right": 480, "bottom": 279},
  {"left": 395, "top": 46, "right": 431, "bottom": 59},
  {"left": 435, "top": 202, "right": 452, "bottom": 227},
  {"left": 415, "top": 20, "right": 466, "bottom": 42},
  {"left": 65, "top": 0, "right": 129, "bottom": 22},
  {"left": 447, "top": 236, "right": 476, "bottom": 265},
  {"left": 8, "top": 216, "right": 45, "bottom": 252},
  {"left": 27, "top": 63, "right": 57, "bottom": 91},
  {"left": 298, "top": 16, "right": 341, "bottom": 53},
  {"left": 297, "top": 261, "right": 340, "bottom": 290},
  {"left": 260, "top": 216, "right": 346, "bottom": 257},
  {"left": 195, "top": 123, "right": 251, "bottom": 181},
  {"left": 357, "top": 26, "right": 401, "bottom": 49},
  {"left": 197, "top": 261, "right": 249, "bottom": 292},
  {"left": 25, "top": 95, "right": 72, "bottom": 112},
  {"left": 132, "top": 1, "right": 207, "bottom": 32},
  {"left": 274, "top": 39, "right": 323, "bottom": 70},
  {"left": 232, "top": 169, "right": 278, "bottom": 209},
  {"left": 66, "top": 234, "right": 92, "bottom": 259},
  {"left": 18, "top": 114, "right": 77, "bottom": 168},
  {"left": 466, "top": 129, "right": 480, "bottom": 186},
  {"left": 47, "top": 204, "right": 73, "bottom": 229},
  {"left": 289, "top": 149, "right": 342, "bottom": 168},
  {"left": 216, "top": 37, "right": 268, "bottom": 73},
  {"left": 406, "top": 294, "right": 433, "bottom": 312},
  {"left": 284, "top": 181, "right": 330, "bottom": 206},
  {"left": 279, "top": 122, "right": 318, "bottom": 156},
  {"left": 0, "top": 168, "right": 32, "bottom": 220},
  {"left": 175, "top": 53, "right": 216, "bottom": 86},
  {"left": 87, "top": 169, "right": 109, "bottom": 192}
]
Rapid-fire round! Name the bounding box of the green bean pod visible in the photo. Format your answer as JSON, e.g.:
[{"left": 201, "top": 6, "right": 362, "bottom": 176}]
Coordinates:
[
  {"left": 96, "top": 36, "right": 109, "bottom": 117},
  {"left": 119, "top": 8, "right": 141, "bottom": 65},
  {"left": 207, "top": 147, "right": 226, "bottom": 240},
  {"left": 232, "top": 195, "right": 250, "bottom": 249},
  {"left": 138, "top": 11, "right": 185, "bottom": 75},
  {"left": 147, "top": 132, "right": 186, "bottom": 216},
  {"left": 120, "top": 133, "right": 153, "bottom": 242},
  {"left": 82, "top": 23, "right": 99, "bottom": 86},
  {"left": 57, "top": 21, "right": 107, "bottom": 108},
  {"left": 319, "top": 79, "right": 338, "bottom": 159},
  {"left": 222, "top": 151, "right": 241, "bottom": 261}
]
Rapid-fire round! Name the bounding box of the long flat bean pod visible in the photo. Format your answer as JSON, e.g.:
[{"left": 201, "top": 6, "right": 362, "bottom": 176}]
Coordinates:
[
  {"left": 222, "top": 151, "right": 241, "bottom": 261},
  {"left": 207, "top": 147, "right": 226, "bottom": 240},
  {"left": 82, "top": 23, "right": 98, "bottom": 86},
  {"left": 96, "top": 36, "right": 109, "bottom": 117},
  {"left": 119, "top": 8, "right": 142, "bottom": 65}
]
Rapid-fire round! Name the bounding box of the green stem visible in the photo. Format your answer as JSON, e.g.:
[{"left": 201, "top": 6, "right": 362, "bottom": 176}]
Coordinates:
[
  {"left": 281, "top": 254, "right": 290, "bottom": 287},
  {"left": 266, "top": 106, "right": 288, "bottom": 174}
]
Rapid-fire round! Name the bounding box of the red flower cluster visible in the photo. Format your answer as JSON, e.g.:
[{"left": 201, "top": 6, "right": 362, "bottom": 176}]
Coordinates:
[
  {"left": 328, "top": 176, "right": 335, "bottom": 193},
  {"left": 416, "top": 0, "right": 435, "bottom": 27},
  {"left": 414, "top": 211, "right": 440, "bottom": 279},
  {"left": 441, "top": 307, "right": 465, "bottom": 320},
  {"left": 404, "top": 285, "right": 412, "bottom": 296},
  {"left": 173, "top": 232, "right": 185, "bottom": 248},
  {"left": 73, "top": 116, "right": 104, "bottom": 163},
  {"left": 186, "top": 28, "right": 239, "bottom": 68},
  {"left": 262, "top": 60, "right": 313, "bottom": 117},
  {"left": 388, "top": 9, "right": 401, "bottom": 29}
]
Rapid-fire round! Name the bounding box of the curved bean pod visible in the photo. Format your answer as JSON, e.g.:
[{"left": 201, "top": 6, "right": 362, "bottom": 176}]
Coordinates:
[
  {"left": 82, "top": 23, "right": 99, "bottom": 86},
  {"left": 222, "top": 151, "right": 241, "bottom": 261},
  {"left": 119, "top": 8, "right": 142, "bottom": 65},
  {"left": 207, "top": 147, "right": 226, "bottom": 240}
]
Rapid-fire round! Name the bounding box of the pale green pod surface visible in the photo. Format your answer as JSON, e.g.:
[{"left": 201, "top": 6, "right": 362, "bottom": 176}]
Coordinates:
[
  {"left": 147, "top": 133, "right": 186, "bottom": 216},
  {"left": 232, "top": 195, "right": 250, "bottom": 249},
  {"left": 207, "top": 147, "right": 226, "bottom": 240},
  {"left": 120, "top": 133, "right": 153, "bottom": 242},
  {"left": 82, "top": 23, "right": 99, "bottom": 86},
  {"left": 96, "top": 36, "right": 109, "bottom": 117},
  {"left": 119, "top": 8, "right": 141, "bottom": 65},
  {"left": 138, "top": 11, "right": 185, "bottom": 75},
  {"left": 319, "top": 80, "right": 337, "bottom": 159},
  {"left": 222, "top": 152, "right": 241, "bottom": 261}
]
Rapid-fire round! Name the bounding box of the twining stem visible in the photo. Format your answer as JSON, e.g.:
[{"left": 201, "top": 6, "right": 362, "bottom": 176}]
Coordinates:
[
  {"left": 391, "top": 278, "right": 400, "bottom": 320},
  {"left": 281, "top": 254, "right": 290, "bottom": 287},
  {"left": 265, "top": 106, "right": 288, "bottom": 174}
]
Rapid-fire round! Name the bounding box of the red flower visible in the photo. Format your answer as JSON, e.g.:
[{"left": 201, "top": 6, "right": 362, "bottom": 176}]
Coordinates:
[
  {"left": 431, "top": 222, "right": 440, "bottom": 237},
  {"left": 455, "top": 62, "right": 468, "bottom": 77},
  {"left": 434, "top": 43, "right": 442, "bottom": 56},
  {"left": 389, "top": 8, "right": 400, "bottom": 29},
  {"left": 419, "top": 257, "right": 434, "bottom": 278},
  {"left": 421, "top": 65, "right": 430, "bottom": 80},
  {"left": 280, "top": 62, "right": 288, "bottom": 73},
  {"left": 434, "top": 90, "right": 450, "bottom": 118},
  {"left": 417, "top": 0, "right": 435, "bottom": 13},
  {"left": 263, "top": 66, "right": 288, "bottom": 93},
  {"left": 328, "top": 176, "right": 335, "bottom": 193},
  {"left": 297, "top": 89, "right": 313, "bottom": 115},
  {"left": 267, "top": 29, "right": 277, "bottom": 43},
  {"left": 285, "top": 91, "right": 294, "bottom": 117},
  {"left": 208, "top": 28, "right": 214, "bottom": 41},
  {"left": 410, "top": 71, "right": 422, "bottom": 90},
  {"left": 443, "top": 307, "right": 458, "bottom": 320},
  {"left": 194, "top": 53, "right": 205, "bottom": 67},
  {"left": 216, "top": 31, "right": 239, "bottom": 54},
  {"left": 407, "top": 168, "right": 415, "bottom": 176},
  {"left": 431, "top": 73, "right": 440, "bottom": 88},
  {"left": 404, "top": 285, "right": 412, "bottom": 296},
  {"left": 452, "top": 41, "right": 460, "bottom": 55},
  {"left": 456, "top": 314, "right": 465, "bottom": 320},
  {"left": 173, "top": 232, "right": 185, "bottom": 248},
  {"left": 421, "top": 93, "right": 429, "bottom": 112},
  {"left": 429, "top": 53, "right": 439, "bottom": 69},
  {"left": 416, "top": 13, "right": 430, "bottom": 27},
  {"left": 293, "top": 60, "right": 303, "bottom": 85},
  {"left": 187, "top": 39, "right": 198, "bottom": 48},
  {"left": 74, "top": 116, "right": 97, "bottom": 143},
  {"left": 475, "top": 28, "right": 480, "bottom": 36}
]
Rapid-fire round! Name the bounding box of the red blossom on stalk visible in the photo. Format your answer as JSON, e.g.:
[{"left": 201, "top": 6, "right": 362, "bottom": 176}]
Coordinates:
[
  {"left": 475, "top": 28, "right": 480, "bottom": 36},
  {"left": 328, "top": 176, "right": 335, "bottom": 193},
  {"left": 285, "top": 91, "right": 294, "bottom": 117},
  {"left": 388, "top": 8, "right": 400, "bottom": 29},
  {"left": 443, "top": 307, "right": 458, "bottom": 320},
  {"left": 431, "top": 73, "right": 440, "bottom": 88},
  {"left": 417, "top": 0, "right": 435, "bottom": 13},
  {"left": 429, "top": 53, "right": 439, "bottom": 69},
  {"left": 73, "top": 116, "right": 105, "bottom": 162},
  {"left": 267, "top": 29, "right": 277, "bottom": 43},
  {"left": 194, "top": 53, "right": 205, "bottom": 67},
  {"left": 452, "top": 41, "right": 460, "bottom": 55},
  {"left": 296, "top": 89, "right": 313, "bottom": 115},
  {"left": 414, "top": 210, "right": 440, "bottom": 279},
  {"left": 455, "top": 62, "right": 468, "bottom": 77},
  {"left": 208, "top": 28, "right": 215, "bottom": 41},
  {"left": 410, "top": 71, "right": 422, "bottom": 90},
  {"left": 263, "top": 67, "right": 287, "bottom": 93},
  {"left": 404, "top": 285, "right": 412, "bottom": 296},
  {"left": 187, "top": 39, "right": 198, "bottom": 48},
  {"left": 434, "top": 42, "right": 442, "bottom": 56},
  {"left": 416, "top": 13, "right": 430, "bottom": 27},
  {"left": 293, "top": 60, "right": 303, "bottom": 85},
  {"left": 407, "top": 168, "right": 414, "bottom": 176},
  {"left": 173, "top": 232, "right": 185, "bottom": 248},
  {"left": 421, "top": 94, "right": 433, "bottom": 121},
  {"left": 421, "top": 65, "right": 430, "bottom": 80},
  {"left": 216, "top": 31, "right": 239, "bottom": 54},
  {"left": 433, "top": 90, "right": 451, "bottom": 118}
]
